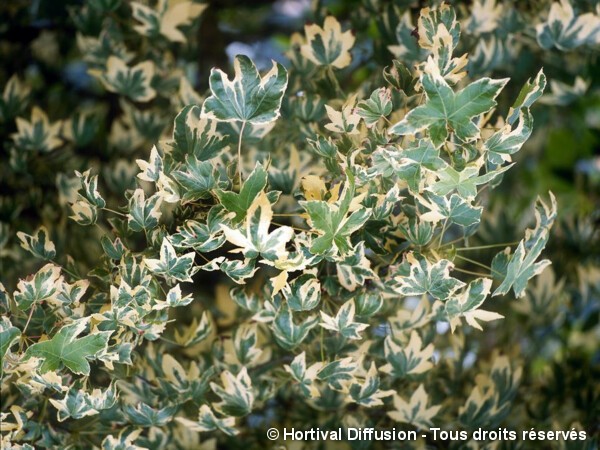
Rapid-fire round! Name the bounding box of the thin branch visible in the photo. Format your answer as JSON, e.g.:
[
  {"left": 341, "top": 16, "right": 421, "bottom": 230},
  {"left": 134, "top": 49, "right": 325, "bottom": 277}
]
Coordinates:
[
  {"left": 455, "top": 242, "right": 519, "bottom": 251},
  {"left": 237, "top": 120, "right": 247, "bottom": 186}
]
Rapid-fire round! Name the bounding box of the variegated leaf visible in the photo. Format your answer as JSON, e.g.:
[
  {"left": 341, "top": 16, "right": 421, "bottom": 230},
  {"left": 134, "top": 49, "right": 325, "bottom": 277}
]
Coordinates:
[
  {"left": 144, "top": 237, "right": 198, "bottom": 283},
  {"left": 210, "top": 368, "right": 254, "bottom": 417},
  {"left": 394, "top": 253, "right": 465, "bottom": 301},
  {"left": 202, "top": 55, "right": 287, "bottom": 125},
  {"left": 221, "top": 191, "right": 294, "bottom": 262},
  {"left": 17, "top": 226, "right": 56, "bottom": 260},
  {"left": 131, "top": 0, "right": 206, "bottom": 43},
  {"left": 301, "top": 16, "right": 355, "bottom": 69},
  {"left": 388, "top": 384, "right": 441, "bottom": 428},
  {"left": 320, "top": 299, "right": 369, "bottom": 340},
  {"left": 380, "top": 330, "right": 435, "bottom": 377}
]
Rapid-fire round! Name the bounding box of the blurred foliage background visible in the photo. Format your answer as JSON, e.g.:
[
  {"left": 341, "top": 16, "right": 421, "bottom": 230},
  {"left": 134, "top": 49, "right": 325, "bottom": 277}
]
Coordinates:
[{"left": 0, "top": 0, "right": 598, "bottom": 448}]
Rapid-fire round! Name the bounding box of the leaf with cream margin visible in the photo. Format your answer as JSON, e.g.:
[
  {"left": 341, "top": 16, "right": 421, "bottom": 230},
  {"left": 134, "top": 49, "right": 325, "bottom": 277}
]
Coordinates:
[
  {"left": 536, "top": 0, "right": 600, "bottom": 51},
  {"left": 300, "top": 173, "right": 371, "bottom": 257},
  {"left": 389, "top": 69, "right": 508, "bottom": 148},
  {"left": 176, "top": 405, "right": 238, "bottom": 436},
  {"left": 388, "top": 384, "right": 441, "bottom": 428},
  {"left": 174, "top": 311, "right": 213, "bottom": 347},
  {"left": 394, "top": 253, "right": 465, "bottom": 301},
  {"left": 127, "top": 189, "right": 163, "bottom": 232},
  {"left": 92, "top": 56, "right": 156, "bottom": 102},
  {"left": 349, "top": 362, "right": 395, "bottom": 407},
  {"left": 221, "top": 191, "right": 294, "bottom": 262},
  {"left": 136, "top": 145, "right": 163, "bottom": 183},
  {"left": 484, "top": 110, "right": 533, "bottom": 165},
  {"left": 324, "top": 94, "right": 361, "bottom": 134},
  {"left": 380, "top": 330, "right": 435, "bottom": 377},
  {"left": 14, "top": 263, "right": 63, "bottom": 310},
  {"left": 430, "top": 161, "right": 514, "bottom": 201},
  {"left": 210, "top": 368, "right": 254, "bottom": 417},
  {"left": 492, "top": 193, "right": 557, "bottom": 298},
  {"left": 11, "top": 106, "right": 62, "bottom": 152},
  {"left": 0, "top": 317, "right": 20, "bottom": 374},
  {"left": 335, "top": 242, "right": 376, "bottom": 292},
  {"left": 17, "top": 226, "right": 56, "bottom": 260},
  {"left": 131, "top": 0, "right": 207, "bottom": 43},
  {"left": 506, "top": 69, "right": 546, "bottom": 125},
  {"left": 284, "top": 351, "right": 324, "bottom": 399},
  {"left": 445, "top": 278, "right": 503, "bottom": 332},
  {"left": 202, "top": 55, "right": 287, "bottom": 125},
  {"left": 356, "top": 88, "right": 393, "bottom": 127},
  {"left": 300, "top": 16, "right": 355, "bottom": 69},
  {"left": 417, "top": 193, "right": 482, "bottom": 227},
  {"left": 144, "top": 237, "right": 198, "bottom": 283},
  {"left": 320, "top": 299, "right": 369, "bottom": 340},
  {"left": 282, "top": 273, "right": 321, "bottom": 311}
]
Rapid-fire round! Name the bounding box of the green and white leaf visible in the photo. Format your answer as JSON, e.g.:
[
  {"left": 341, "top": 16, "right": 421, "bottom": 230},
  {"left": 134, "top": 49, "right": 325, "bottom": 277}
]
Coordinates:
[
  {"left": 492, "top": 193, "right": 557, "bottom": 298},
  {"left": 394, "top": 253, "right": 465, "bottom": 301},
  {"left": 174, "top": 311, "right": 213, "bottom": 347},
  {"left": 144, "top": 237, "right": 198, "bottom": 283},
  {"left": 217, "top": 163, "right": 268, "bottom": 222},
  {"left": 335, "top": 242, "right": 376, "bottom": 291},
  {"left": 171, "top": 205, "right": 233, "bottom": 253},
  {"left": 221, "top": 191, "right": 294, "bottom": 262},
  {"left": 272, "top": 302, "right": 318, "bottom": 350},
  {"left": 284, "top": 351, "right": 324, "bottom": 399},
  {"left": 11, "top": 106, "right": 62, "bottom": 152},
  {"left": 357, "top": 88, "right": 392, "bottom": 127},
  {"left": 0, "top": 317, "right": 20, "bottom": 372},
  {"left": 317, "top": 357, "right": 356, "bottom": 391},
  {"left": 50, "top": 384, "right": 117, "bottom": 422},
  {"left": 75, "top": 169, "right": 106, "bottom": 208},
  {"left": 176, "top": 405, "right": 238, "bottom": 436},
  {"left": 131, "top": 0, "right": 206, "bottom": 43},
  {"left": 320, "top": 299, "right": 369, "bottom": 340},
  {"left": 137, "top": 145, "right": 163, "bottom": 182},
  {"left": 152, "top": 284, "right": 193, "bottom": 310},
  {"left": 506, "top": 69, "right": 546, "bottom": 125},
  {"left": 300, "top": 175, "right": 371, "bottom": 258},
  {"left": 170, "top": 105, "right": 228, "bottom": 162},
  {"left": 380, "top": 330, "right": 435, "bottom": 377},
  {"left": 349, "top": 362, "right": 394, "bottom": 407},
  {"left": 127, "top": 189, "right": 162, "bottom": 232},
  {"left": 202, "top": 55, "right": 288, "bottom": 125},
  {"left": 69, "top": 197, "right": 99, "bottom": 226},
  {"left": 389, "top": 70, "right": 508, "bottom": 148},
  {"left": 93, "top": 56, "right": 156, "bottom": 102},
  {"left": 484, "top": 110, "right": 533, "bottom": 165},
  {"left": 325, "top": 94, "right": 361, "bottom": 135},
  {"left": 536, "top": 1, "right": 600, "bottom": 51},
  {"left": 388, "top": 384, "right": 441, "bottom": 428},
  {"left": 430, "top": 161, "right": 514, "bottom": 201},
  {"left": 282, "top": 273, "right": 321, "bottom": 311},
  {"left": 445, "top": 278, "right": 503, "bottom": 332},
  {"left": 300, "top": 16, "right": 355, "bottom": 69},
  {"left": 417, "top": 193, "right": 482, "bottom": 227},
  {"left": 17, "top": 226, "right": 56, "bottom": 260},
  {"left": 14, "top": 263, "right": 63, "bottom": 310},
  {"left": 172, "top": 156, "right": 223, "bottom": 203},
  {"left": 123, "top": 403, "right": 178, "bottom": 427},
  {"left": 210, "top": 368, "right": 254, "bottom": 417},
  {"left": 220, "top": 258, "right": 258, "bottom": 285}
]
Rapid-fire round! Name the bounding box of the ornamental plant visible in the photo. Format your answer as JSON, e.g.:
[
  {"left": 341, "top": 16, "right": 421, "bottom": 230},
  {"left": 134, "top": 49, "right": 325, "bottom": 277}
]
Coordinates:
[{"left": 1, "top": 2, "right": 598, "bottom": 450}]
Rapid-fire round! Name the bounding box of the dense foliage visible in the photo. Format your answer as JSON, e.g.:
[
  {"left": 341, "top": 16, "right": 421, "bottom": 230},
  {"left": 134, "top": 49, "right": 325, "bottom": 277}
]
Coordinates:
[{"left": 1, "top": 1, "right": 598, "bottom": 449}]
